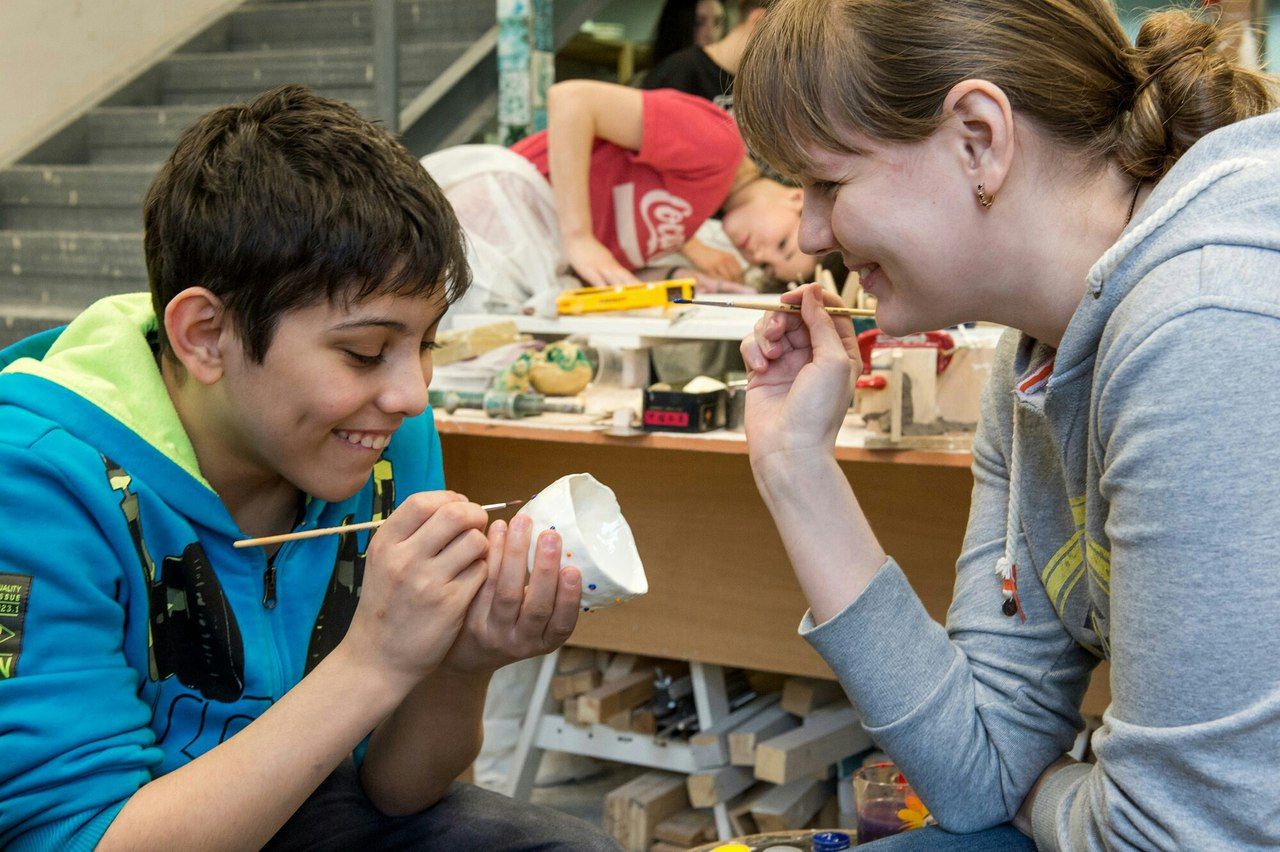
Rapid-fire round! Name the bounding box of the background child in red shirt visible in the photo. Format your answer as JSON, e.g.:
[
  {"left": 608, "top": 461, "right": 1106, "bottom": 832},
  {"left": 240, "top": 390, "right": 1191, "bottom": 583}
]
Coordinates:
[{"left": 424, "top": 82, "right": 814, "bottom": 321}]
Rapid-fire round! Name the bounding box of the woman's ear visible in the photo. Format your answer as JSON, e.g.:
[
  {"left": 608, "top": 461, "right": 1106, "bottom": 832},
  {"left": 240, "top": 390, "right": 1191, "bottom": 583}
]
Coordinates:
[
  {"left": 942, "top": 79, "right": 1015, "bottom": 201},
  {"left": 164, "top": 287, "right": 228, "bottom": 385}
]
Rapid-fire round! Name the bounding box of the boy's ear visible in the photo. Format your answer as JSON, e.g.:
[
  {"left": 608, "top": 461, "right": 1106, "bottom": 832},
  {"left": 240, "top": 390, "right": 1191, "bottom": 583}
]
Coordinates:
[
  {"left": 164, "top": 287, "right": 229, "bottom": 385},
  {"left": 787, "top": 187, "right": 804, "bottom": 209}
]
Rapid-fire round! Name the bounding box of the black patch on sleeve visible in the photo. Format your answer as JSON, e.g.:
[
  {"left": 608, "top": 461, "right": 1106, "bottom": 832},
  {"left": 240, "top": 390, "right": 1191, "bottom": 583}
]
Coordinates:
[{"left": 0, "top": 573, "right": 32, "bottom": 679}]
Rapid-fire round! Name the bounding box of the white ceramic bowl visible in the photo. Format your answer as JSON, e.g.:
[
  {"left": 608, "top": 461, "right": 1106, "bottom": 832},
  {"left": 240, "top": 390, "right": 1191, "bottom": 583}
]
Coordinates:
[{"left": 516, "top": 473, "right": 648, "bottom": 611}]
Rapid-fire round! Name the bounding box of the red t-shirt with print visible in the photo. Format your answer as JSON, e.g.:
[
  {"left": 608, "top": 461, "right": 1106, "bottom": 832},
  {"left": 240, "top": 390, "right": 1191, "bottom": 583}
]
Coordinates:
[{"left": 510, "top": 88, "right": 744, "bottom": 271}]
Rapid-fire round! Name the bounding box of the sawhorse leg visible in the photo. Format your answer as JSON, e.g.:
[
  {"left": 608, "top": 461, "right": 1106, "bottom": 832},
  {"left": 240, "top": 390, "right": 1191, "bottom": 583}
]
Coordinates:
[
  {"left": 691, "top": 661, "right": 734, "bottom": 841},
  {"left": 504, "top": 647, "right": 560, "bottom": 801}
]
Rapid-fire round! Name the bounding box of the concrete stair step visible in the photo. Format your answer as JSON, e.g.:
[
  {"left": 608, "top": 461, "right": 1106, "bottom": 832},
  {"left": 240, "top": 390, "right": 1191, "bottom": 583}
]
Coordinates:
[
  {"left": 0, "top": 166, "right": 154, "bottom": 209},
  {"left": 0, "top": 166, "right": 151, "bottom": 231},
  {"left": 0, "top": 231, "right": 146, "bottom": 281},
  {"left": 161, "top": 42, "right": 470, "bottom": 99},
  {"left": 0, "top": 275, "right": 145, "bottom": 323},
  {"left": 88, "top": 147, "right": 175, "bottom": 166},
  {"left": 161, "top": 89, "right": 382, "bottom": 109},
  {"left": 87, "top": 106, "right": 210, "bottom": 148},
  {"left": 0, "top": 312, "right": 72, "bottom": 350},
  {"left": 227, "top": 0, "right": 492, "bottom": 50}
]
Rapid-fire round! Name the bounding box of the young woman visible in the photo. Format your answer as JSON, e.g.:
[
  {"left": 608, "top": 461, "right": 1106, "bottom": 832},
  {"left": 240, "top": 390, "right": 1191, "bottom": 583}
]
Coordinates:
[{"left": 733, "top": 1, "right": 1278, "bottom": 848}]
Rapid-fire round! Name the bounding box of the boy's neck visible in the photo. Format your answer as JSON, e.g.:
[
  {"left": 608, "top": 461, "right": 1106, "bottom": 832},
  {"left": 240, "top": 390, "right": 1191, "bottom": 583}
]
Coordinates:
[{"left": 160, "top": 357, "right": 303, "bottom": 539}]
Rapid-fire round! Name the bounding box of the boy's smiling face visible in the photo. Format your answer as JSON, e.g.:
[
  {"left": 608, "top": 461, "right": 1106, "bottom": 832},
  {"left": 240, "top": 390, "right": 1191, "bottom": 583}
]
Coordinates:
[{"left": 211, "top": 290, "right": 446, "bottom": 504}]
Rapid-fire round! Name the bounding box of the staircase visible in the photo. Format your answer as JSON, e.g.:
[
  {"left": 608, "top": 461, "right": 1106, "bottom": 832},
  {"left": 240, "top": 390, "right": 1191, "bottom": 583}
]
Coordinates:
[{"left": 0, "top": 0, "right": 599, "bottom": 347}]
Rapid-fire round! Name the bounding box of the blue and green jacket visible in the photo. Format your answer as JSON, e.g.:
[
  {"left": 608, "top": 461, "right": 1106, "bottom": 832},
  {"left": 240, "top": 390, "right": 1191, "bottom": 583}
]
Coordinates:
[{"left": 0, "top": 294, "right": 444, "bottom": 850}]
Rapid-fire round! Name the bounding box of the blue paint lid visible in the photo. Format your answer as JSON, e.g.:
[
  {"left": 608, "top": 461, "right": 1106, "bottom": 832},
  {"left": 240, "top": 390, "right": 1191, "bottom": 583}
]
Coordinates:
[{"left": 811, "top": 832, "right": 852, "bottom": 851}]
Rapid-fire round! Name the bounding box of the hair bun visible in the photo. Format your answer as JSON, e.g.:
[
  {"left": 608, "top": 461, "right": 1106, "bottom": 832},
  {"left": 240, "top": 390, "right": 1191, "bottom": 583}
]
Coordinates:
[{"left": 1117, "top": 10, "right": 1272, "bottom": 180}]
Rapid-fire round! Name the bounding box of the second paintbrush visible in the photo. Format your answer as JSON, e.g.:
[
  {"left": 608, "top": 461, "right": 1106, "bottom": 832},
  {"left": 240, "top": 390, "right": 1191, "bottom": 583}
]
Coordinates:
[{"left": 671, "top": 298, "right": 876, "bottom": 318}]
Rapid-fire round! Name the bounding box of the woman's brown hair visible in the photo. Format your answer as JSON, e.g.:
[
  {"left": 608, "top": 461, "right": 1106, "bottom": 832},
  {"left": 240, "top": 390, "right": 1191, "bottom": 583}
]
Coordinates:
[{"left": 735, "top": 0, "right": 1276, "bottom": 183}]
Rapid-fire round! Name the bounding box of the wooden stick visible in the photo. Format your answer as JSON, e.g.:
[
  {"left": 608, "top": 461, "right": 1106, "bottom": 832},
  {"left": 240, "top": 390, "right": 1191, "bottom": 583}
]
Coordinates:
[
  {"left": 233, "top": 499, "right": 524, "bottom": 549},
  {"left": 672, "top": 298, "right": 876, "bottom": 318}
]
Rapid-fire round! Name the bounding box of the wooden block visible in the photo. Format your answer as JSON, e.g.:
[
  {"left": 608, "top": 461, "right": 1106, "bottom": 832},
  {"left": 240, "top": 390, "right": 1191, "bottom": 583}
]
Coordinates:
[
  {"left": 754, "top": 707, "right": 871, "bottom": 785},
  {"left": 603, "top": 653, "right": 642, "bottom": 682},
  {"left": 551, "top": 667, "right": 602, "bottom": 700},
  {"left": 604, "top": 771, "right": 686, "bottom": 852},
  {"left": 654, "top": 809, "right": 716, "bottom": 846},
  {"left": 781, "top": 678, "right": 845, "bottom": 716},
  {"left": 580, "top": 670, "right": 653, "bottom": 725},
  {"left": 627, "top": 772, "right": 689, "bottom": 852},
  {"left": 563, "top": 696, "right": 587, "bottom": 727},
  {"left": 432, "top": 320, "right": 521, "bottom": 366},
  {"left": 689, "top": 693, "right": 782, "bottom": 769},
  {"left": 750, "top": 777, "right": 833, "bottom": 832},
  {"left": 687, "top": 764, "right": 756, "bottom": 808},
  {"left": 650, "top": 843, "right": 685, "bottom": 852},
  {"left": 607, "top": 708, "right": 633, "bottom": 731},
  {"left": 631, "top": 707, "right": 657, "bottom": 735},
  {"left": 604, "top": 775, "right": 646, "bottom": 842},
  {"left": 728, "top": 705, "right": 799, "bottom": 766},
  {"left": 557, "top": 646, "right": 598, "bottom": 673},
  {"left": 726, "top": 783, "right": 771, "bottom": 836}
]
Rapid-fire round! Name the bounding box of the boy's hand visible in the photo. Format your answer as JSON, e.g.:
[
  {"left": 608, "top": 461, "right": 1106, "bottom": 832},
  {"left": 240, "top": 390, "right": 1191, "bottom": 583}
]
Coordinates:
[
  {"left": 564, "top": 233, "right": 639, "bottom": 288},
  {"left": 682, "top": 237, "right": 744, "bottom": 282},
  {"left": 340, "top": 492, "right": 490, "bottom": 690},
  {"left": 440, "top": 514, "right": 581, "bottom": 675}
]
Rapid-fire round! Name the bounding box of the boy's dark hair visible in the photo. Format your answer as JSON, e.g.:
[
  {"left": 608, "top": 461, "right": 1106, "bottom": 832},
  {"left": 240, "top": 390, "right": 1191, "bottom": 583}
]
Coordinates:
[{"left": 144, "top": 84, "right": 470, "bottom": 363}]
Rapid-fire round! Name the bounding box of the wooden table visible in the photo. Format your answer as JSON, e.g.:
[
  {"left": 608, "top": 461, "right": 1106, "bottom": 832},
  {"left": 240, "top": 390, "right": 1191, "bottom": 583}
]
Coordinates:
[{"left": 438, "top": 413, "right": 1109, "bottom": 715}]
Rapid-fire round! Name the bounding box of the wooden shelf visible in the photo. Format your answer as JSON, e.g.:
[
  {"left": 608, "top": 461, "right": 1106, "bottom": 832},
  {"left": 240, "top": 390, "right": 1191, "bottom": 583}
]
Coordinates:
[{"left": 434, "top": 412, "right": 974, "bottom": 469}]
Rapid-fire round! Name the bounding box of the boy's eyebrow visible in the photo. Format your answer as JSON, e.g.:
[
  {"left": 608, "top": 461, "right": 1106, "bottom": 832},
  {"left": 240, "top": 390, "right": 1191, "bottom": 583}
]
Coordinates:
[{"left": 330, "top": 317, "right": 410, "bottom": 333}]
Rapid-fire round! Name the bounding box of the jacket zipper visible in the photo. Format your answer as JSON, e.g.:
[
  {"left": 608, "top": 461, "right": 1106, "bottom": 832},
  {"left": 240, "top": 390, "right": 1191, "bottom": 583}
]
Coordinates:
[{"left": 263, "top": 557, "right": 278, "bottom": 609}]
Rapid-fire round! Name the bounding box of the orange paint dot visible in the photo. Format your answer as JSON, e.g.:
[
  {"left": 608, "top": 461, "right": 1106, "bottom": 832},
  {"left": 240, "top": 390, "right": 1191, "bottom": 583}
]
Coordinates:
[
  {"left": 614, "top": 597, "right": 621, "bottom": 604},
  {"left": 566, "top": 551, "right": 573, "bottom": 558}
]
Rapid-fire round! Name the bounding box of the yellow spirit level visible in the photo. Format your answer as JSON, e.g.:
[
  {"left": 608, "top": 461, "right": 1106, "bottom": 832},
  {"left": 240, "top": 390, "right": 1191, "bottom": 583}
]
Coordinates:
[{"left": 555, "top": 279, "right": 695, "bottom": 316}]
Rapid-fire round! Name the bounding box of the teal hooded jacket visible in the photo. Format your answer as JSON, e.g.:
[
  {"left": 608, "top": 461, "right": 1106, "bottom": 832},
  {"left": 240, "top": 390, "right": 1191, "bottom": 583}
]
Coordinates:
[{"left": 0, "top": 293, "right": 445, "bottom": 850}]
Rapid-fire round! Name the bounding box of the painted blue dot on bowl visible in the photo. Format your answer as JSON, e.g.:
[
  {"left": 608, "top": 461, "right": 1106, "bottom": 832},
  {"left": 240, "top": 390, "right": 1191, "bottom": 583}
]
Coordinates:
[
  {"left": 582, "top": 606, "right": 590, "bottom": 612},
  {"left": 550, "top": 525, "right": 556, "bottom": 530},
  {"left": 588, "top": 583, "right": 597, "bottom": 591}
]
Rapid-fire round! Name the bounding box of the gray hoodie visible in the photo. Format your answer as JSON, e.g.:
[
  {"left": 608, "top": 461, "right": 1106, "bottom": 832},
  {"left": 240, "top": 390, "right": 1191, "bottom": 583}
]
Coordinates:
[{"left": 800, "top": 110, "right": 1280, "bottom": 850}]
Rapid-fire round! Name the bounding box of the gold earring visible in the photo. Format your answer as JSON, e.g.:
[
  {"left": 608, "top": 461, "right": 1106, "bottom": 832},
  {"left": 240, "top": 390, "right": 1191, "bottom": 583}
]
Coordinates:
[{"left": 976, "top": 184, "right": 994, "bottom": 208}]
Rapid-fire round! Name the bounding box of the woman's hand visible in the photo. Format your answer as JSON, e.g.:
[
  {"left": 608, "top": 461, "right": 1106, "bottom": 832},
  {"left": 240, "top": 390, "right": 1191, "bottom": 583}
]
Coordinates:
[
  {"left": 439, "top": 514, "right": 582, "bottom": 675},
  {"left": 740, "top": 284, "right": 862, "bottom": 476},
  {"left": 564, "top": 234, "right": 639, "bottom": 288},
  {"left": 682, "top": 237, "right": 745, "bottom": 282}
]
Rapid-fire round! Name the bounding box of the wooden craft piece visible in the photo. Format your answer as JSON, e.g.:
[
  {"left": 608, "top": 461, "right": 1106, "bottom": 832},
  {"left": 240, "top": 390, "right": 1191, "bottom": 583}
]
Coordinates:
[
  {"left": 750, "top": 777, "right": 833, "bottom": 832},
  {"left": 655, "top": 809, "right": 716, "bottom": 846},
  {"left": 690, "top": 693, "right": 782, "bottom": 769},
  {"left": 687, "top": 764, "right": 756, "bottom": 808},
  {"left": 780, "top": 678, "right": 845, "bottom": 716},
  {"left": 754, "top": 707, "right": 871, "bottom": 785},
  {"left": 728, "top": 704, "right": 799, "bottom": 766},
  {"left": 579, "top": 669, "right": 654, "bottom": 725}
]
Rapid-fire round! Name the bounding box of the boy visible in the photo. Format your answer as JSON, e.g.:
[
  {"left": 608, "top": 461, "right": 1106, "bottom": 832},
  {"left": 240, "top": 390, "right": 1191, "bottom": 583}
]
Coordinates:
[{"left": 0, "top": 85, "right": 613, "bottom": 850}]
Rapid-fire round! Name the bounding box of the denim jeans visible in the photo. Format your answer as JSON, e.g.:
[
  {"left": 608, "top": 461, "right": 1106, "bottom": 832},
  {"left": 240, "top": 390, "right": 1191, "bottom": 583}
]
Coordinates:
[
  {"left": 860, "top": 824, "right": 1036, "bottom": 850},
  {"left": 264, "top": 758, "right": 620, "bottom": 851}
]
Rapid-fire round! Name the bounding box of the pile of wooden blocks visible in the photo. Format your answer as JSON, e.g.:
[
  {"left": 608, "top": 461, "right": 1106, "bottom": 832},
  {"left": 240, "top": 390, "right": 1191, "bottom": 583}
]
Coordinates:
[
  {"left": 603, "top": 677, "right": 873, "bottom": 851},
  {"left": 553, "top": 648, "right": 668, "bottom": 733}
]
